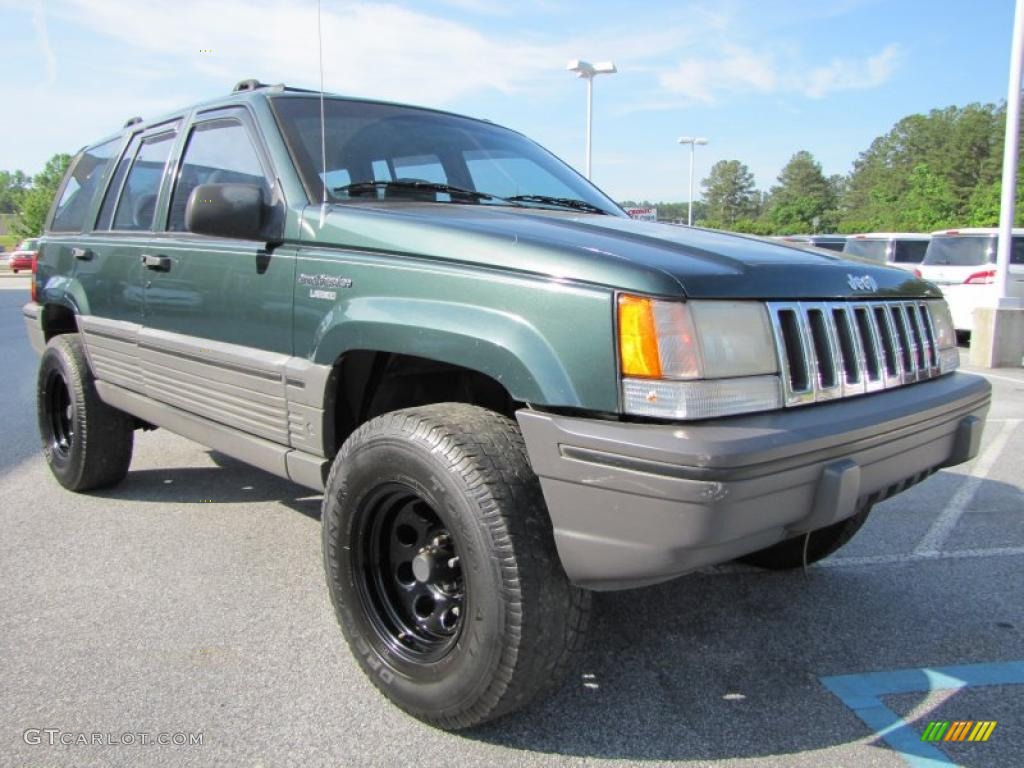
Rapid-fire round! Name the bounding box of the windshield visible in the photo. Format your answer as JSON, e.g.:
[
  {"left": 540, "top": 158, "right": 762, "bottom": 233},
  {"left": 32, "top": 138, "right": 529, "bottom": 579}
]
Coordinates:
[
  {"left": 20, "top": 239, "right": 39, "bottom": 251},
  {"left": 842, "top": 239, "right": 888, "bottom": 262},
  {"left": 272, "top": 96, "right": 623, "bottom": 214},
  {"left": 923, "top": 236, "right": 995, "bottom": 266}
]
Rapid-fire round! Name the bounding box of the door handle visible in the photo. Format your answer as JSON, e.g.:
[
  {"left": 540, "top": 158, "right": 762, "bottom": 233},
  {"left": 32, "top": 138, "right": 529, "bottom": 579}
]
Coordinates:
[
  {"left": 141, "top": 254, "right": 171, "bottom": 272},
  {"left": 71, "top": 247, "right": 93, "bottom": 261}
]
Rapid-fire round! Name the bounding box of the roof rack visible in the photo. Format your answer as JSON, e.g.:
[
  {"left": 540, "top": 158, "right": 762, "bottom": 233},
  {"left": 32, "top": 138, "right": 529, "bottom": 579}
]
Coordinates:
[
  {"left": 232, "top": 79, "right": 320, "bottom": 94},
  {"left": 123, "top": 116, "right": 143, "bottom": 128}
]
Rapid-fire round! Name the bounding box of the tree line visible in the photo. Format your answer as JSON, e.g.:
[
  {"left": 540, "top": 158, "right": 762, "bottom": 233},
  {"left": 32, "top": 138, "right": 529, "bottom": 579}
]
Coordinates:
[{"left": 623, "top": 101, "right": 1024, "bottom": 235}]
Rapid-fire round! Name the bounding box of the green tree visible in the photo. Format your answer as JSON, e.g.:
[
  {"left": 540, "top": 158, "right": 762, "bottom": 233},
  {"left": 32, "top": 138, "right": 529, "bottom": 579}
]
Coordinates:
[
  {"left": 839, "top": 103, "right": 1011, "bottom": 231},
  {"left": 13, "top": 153, "right": 71, "bottom": 238},
  {"left": 891, "top": 163, "right": 958, "bottom": 231},
  {"left": 701, "top": 160, "right": 759, "bottom": 228},
  {"left": 766, "top": 151, "right": 837, "bottom": 233},
  {"left": 0, "top": 170, "right": 30, "bottom": 214}
]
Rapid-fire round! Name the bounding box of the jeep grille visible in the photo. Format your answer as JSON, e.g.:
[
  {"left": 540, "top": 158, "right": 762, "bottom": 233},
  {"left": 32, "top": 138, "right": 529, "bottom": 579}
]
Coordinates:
[{"left": 766, "top": 300, "right": 941, "bottom": 406}]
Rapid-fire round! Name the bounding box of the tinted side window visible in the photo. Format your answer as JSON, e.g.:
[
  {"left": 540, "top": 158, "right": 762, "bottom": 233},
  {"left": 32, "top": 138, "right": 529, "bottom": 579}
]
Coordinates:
[
  {"left": 168, "top": 120, "right": 268, "bottom": 232},
  {"left": 893, "top": 240, "right": 928, "bottom": 264},
  {"left": 49, "top": 139, "right": 120, "bottom": 232},
  {"left": 96, "top": 134, "right": 142, "bottom": 230},
  {"left": 1013, "top": 236, "right": 1024, "bottom": 265},
  {"left": 112, "top": 133, "right": 175, "bottom": 232}
]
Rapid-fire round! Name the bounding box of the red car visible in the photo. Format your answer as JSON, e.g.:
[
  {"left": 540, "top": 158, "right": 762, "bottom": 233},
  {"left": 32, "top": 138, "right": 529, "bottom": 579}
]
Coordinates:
[{"left": 9, "top": 238, "right": 39, "bottom": 273}]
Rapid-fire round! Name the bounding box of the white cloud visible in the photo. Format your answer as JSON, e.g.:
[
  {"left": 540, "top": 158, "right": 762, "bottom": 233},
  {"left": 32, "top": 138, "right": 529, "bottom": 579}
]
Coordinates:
[
  {"left": 656, "top": 42, "right": 901, "bottom": 104},
  {"left": 31, "top": 0, "right": 57, "bottom": 85},
  {"left": 802, "top": 44, "right": 902, "bottom": 98},
  {"left": 51, "top": 0, "right": 571, "bottom": 105},
  {"left": 659, "top": 45, "right": 778, "bottom": 104}
]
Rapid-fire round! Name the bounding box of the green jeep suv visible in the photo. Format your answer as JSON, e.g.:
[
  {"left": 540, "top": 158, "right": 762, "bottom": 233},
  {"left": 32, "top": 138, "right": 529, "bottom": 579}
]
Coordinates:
[{"left": 24, "top": 80, "right": 990, "bottom": 729}]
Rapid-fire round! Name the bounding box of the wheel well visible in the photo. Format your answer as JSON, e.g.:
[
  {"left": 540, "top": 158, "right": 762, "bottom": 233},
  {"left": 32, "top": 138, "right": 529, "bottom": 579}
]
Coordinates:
[
  {"left": 326, "top": 351, "right": 519, "bottom": 456},
  {"left": 42, "top": 304, "right": 78, "bottom": 341}
]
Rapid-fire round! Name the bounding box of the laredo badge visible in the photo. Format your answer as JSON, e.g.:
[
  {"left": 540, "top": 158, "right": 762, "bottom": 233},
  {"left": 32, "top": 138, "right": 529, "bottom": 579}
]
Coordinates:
[{"left": 298, "top": 273, "right": 352, "bottom": 300}]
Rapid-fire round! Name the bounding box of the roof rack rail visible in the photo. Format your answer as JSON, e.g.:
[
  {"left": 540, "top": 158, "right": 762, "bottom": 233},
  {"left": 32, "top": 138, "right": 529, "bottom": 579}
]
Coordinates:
[
  {"left": 232, "top": 79, "right": 321, "bottom": 95},
  {"left": 123, "top": 116, "right": 143, "bottom": 128},
  {"left": 233, "top": 78, "right": 269, "bottom": 93}
]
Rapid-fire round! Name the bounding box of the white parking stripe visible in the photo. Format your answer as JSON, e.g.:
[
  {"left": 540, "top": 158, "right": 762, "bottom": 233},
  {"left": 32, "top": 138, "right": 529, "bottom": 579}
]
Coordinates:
[
  {"left": 972, "top": 371, "right": 1024, "bottom": 385},
  {"left": 700, "top": 545, "right": 1024, "bottom": 575},
  {"left": 914, "top": 419, "right": 1020, "bottom": 555},
  {"left": 819, "top": 546, "right": 1024, "bottom": 567}
]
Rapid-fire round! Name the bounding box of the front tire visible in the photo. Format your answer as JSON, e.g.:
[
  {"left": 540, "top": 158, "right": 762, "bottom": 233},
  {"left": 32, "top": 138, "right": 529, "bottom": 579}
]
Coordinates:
[
  {"left": 37, "top": 334, "right": 134, "bottom": 491},
  {"left": 321, "top": 403, "right": 590, "bottom": 729},
  {"left": 737, "top": 505, "right": 872, "bottom": 570}
]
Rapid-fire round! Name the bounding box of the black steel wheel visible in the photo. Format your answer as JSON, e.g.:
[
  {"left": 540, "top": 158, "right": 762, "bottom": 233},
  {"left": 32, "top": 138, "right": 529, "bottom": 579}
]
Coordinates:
[
  {"left": 37, "top": 334, "right": 134, "bottom": 491},
  {"left": 322, "top": 403, "right": 590, "bottom": 730},
  {"left": 354, "top": 485, "right": 465, "bottom": 663},
  {"left": 42, "top": 366, "right": 75, "bottom": 465}
]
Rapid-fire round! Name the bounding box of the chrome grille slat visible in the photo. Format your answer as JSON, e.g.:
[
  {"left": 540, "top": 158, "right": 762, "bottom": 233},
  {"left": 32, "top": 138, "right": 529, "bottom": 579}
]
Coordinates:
[{"left": 766, "top": 300, "right": 942, "bottom": 407}]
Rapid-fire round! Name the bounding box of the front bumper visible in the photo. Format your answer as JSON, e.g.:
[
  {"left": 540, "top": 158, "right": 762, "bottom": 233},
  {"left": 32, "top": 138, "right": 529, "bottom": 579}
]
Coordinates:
[
  {"left": 22, "top": 301, "right": 45, "bottom": 355},
  {"left": 516, "top": 372, "right": 990, "bottom": 590}
]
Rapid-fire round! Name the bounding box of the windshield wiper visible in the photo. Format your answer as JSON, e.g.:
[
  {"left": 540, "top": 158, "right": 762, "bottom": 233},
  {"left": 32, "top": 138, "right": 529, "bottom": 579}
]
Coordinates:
[
  {"left": 504, "top": 195, "right": 608, "bottom": 214},
  {"left": 333, "top": 180, "right": 498, "bottom": 202}
]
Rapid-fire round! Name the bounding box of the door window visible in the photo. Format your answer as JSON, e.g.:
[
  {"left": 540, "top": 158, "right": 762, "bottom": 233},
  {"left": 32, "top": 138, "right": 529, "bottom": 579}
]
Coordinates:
[
  {"left": 168, "top": 119, "right": 269, "bottom": 231},
  {"left": 111, "top": 133, "right": 176, "bottom": 231}
]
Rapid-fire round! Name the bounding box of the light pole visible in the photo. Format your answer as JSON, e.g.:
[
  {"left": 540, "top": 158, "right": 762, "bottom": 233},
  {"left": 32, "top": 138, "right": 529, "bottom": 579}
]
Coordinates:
[
  {"left": 677, "top": 136, "right": 708, "bottom": 226},
  {"left": 567, "top": 59, "right": 617, "bottom": 179}
]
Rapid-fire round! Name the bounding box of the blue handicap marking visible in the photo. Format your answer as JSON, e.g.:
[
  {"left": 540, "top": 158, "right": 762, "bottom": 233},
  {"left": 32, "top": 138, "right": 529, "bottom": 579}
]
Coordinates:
[{"left": 820, "top": 660, "right": 1024, "bottom": 768}]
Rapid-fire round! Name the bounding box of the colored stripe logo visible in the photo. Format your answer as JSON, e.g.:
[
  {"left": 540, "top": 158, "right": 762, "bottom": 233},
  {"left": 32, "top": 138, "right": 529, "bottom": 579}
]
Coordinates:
[{"left": 921, "top": 720, "right": 997, "bottom": 742}]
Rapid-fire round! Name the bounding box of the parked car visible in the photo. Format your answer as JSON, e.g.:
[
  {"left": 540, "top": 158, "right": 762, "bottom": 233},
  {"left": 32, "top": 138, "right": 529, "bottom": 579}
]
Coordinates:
[
  {"left": 843, "top": 232, "right": 930, "bottom": 270},
  {"left": 775, "top": 235, "right": 847, "bottom": 252},
  {"left": 9, "top": 238, "right": 39, "bottom": 273},
  {"left": 23, "top": 79, "right": 989, "bottom": 729},
  {"left": 917, "top": 228, "right": 1024, "bottom": 333}
]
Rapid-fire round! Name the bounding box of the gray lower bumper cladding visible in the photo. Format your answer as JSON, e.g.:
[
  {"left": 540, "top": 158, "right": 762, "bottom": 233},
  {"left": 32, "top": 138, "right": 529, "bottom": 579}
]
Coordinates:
[{"left": 516, "top": 373, "right": 990, "bottom": 591}]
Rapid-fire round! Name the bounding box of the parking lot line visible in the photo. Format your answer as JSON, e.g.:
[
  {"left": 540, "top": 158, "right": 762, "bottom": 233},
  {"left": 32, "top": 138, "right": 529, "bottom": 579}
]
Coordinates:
[
  {"left": 972, "top": 371, "right": 1024, "bottom": 385},
  {"left": 821, "top": 660, "right": 1024, "bottom": 768},
  {"left": 914, "top": 419, "right": 1020, "bottom": 555}
]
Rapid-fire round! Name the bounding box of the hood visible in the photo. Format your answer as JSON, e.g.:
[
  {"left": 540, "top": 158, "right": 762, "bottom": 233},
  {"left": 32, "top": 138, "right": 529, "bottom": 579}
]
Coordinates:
[{"left": 299, "top": 203, "right": 939, "bottom": 300}]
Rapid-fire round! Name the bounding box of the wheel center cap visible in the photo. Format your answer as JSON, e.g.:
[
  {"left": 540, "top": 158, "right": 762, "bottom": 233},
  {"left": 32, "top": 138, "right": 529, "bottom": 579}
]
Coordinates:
[{"left": 412, "top": 552, "right": 433, "bottom": 583}]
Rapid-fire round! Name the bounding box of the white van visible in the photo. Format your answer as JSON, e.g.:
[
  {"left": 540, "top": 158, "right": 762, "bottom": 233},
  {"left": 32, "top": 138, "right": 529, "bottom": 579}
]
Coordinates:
[
  {"left": 917, "top": 228, "right": 1024, "bottom": 333},
  {"left": 842, "top": 232, "right": 930, "bottom": 270}
]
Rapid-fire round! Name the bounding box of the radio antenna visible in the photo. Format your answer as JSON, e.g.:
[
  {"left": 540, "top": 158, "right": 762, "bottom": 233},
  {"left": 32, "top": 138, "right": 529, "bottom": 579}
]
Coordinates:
[{"left": 317, "top": 0, "right": 328, "bottom": 226}]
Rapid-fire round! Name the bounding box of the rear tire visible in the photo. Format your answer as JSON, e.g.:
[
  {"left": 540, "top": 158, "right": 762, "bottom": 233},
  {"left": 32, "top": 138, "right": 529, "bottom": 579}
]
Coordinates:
[
  {"left": 737, "top": 505, "right": 871, "bottom": 570},
  {"left": 321, "top": 403, "right": 590, "bottom": 729},
  {"left": 37, "top": 334, "right": 134, "bottom": 491}
]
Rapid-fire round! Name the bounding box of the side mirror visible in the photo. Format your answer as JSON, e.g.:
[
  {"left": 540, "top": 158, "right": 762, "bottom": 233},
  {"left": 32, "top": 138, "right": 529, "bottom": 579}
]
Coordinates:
[{"left": 186, "top": 183, "right": 272, "bottom": 241}]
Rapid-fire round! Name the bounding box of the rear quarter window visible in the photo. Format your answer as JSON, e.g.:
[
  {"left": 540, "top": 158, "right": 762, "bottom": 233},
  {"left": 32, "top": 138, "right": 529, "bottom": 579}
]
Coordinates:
[{"left": 48, "top": 138, "right": 121, "bottom": 232}]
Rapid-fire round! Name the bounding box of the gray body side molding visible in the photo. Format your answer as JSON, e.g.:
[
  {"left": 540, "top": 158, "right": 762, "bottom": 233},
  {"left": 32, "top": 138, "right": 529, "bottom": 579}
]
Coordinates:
[{"left": 76, "top": 314, "right": 332, "bottom": 491}]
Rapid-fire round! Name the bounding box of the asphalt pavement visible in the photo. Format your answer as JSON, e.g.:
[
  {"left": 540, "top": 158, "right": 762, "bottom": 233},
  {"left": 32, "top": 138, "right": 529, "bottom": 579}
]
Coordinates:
[{"left": 1, "top": 282, "right": 1021, "bottom": 768}]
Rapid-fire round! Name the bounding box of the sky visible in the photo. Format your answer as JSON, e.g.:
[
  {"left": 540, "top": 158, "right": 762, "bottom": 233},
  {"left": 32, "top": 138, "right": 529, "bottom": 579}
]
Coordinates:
[{"left": 0, "top": 0, "right": 1018, "bottom": 203}]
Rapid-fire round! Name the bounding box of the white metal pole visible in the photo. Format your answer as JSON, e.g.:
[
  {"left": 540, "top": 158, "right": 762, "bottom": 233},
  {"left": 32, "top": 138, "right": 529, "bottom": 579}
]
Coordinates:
[
  {"left": 585, "top": 76, "right": 593, "bottom": 179},
  {"left": 687, "top": 142, "right": 695, "bottom": 226},
  {"left": 995, "top": 0, "right": 1024, "bottom": 304}
]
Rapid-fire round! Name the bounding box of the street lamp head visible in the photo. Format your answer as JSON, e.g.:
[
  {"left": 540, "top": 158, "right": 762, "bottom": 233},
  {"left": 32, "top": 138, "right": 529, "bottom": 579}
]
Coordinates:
[
  {"left": 567, "top": 59, "right": 594, "bottom": 77},
  {"left": 678, "top": 136, "right": 709, "bottom": 145},
  {"left": 677, "top": 136, "right": 693, "bottom": 144},
  {"left": 695, "top": 137, "right": 709, "bottom": 145},
  {"left": 567, "top": 59, "right": 617, "bottom": 78}
]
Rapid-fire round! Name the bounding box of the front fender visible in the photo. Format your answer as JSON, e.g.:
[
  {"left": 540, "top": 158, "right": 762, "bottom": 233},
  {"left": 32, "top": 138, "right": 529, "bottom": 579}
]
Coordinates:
[{"left": 312, "top": 297, "right": 576, "bottom": 405}]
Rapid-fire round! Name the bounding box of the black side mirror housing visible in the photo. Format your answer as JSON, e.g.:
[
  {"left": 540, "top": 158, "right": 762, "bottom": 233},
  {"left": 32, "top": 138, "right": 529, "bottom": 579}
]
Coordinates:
[{"left": 186, "top": 183, "right": 278, "bottom": 241}]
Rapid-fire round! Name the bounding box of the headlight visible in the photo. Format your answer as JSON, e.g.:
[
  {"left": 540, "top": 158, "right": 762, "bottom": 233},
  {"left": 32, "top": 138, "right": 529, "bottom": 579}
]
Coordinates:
[
  {"left": 618, "top": 295, "right": 782, "bottom": 419},
  {"left": 927, "top": 300, "right": 959, "bottom": 374}
]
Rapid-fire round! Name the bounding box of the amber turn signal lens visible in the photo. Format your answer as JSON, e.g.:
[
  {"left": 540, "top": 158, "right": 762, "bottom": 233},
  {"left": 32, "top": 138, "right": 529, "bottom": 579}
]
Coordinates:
[{"left": 618, "top": 294, "right": 662, "bottom": 377}]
